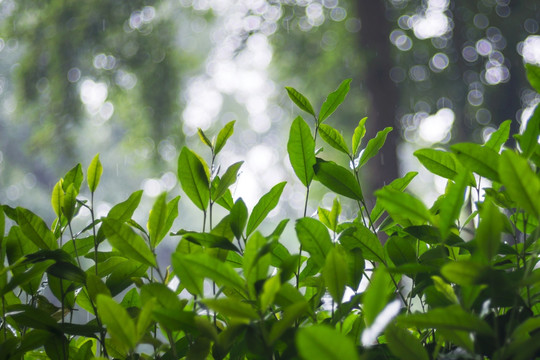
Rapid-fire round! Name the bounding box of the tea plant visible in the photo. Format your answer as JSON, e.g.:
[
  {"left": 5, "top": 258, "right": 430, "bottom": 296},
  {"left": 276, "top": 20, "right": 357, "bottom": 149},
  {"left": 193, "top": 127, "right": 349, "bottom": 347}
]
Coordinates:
[{"left": 0, "top": 63, "right": 540, "bottom": 359}]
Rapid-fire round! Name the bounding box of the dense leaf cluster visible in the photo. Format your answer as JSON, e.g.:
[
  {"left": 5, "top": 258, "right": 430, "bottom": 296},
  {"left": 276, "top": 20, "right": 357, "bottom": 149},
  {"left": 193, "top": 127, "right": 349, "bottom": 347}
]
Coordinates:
[{"left": 1, "top": 64, "right": 540, "bottom": 359}]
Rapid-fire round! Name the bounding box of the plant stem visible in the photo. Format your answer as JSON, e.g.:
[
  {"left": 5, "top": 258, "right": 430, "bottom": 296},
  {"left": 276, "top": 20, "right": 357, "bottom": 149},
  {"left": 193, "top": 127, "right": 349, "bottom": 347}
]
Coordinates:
[
  {"left": 90, "top": 192, "right": 99, "bottom": 276},
  {"left": 68, "top": 222, "right": 81, "bottom": 268}
]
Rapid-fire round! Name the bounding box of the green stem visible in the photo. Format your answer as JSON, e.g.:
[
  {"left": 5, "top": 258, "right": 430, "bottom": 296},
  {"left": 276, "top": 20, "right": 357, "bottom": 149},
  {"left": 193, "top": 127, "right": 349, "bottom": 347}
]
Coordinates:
[
  {"left": 68, "top": 223, "right": 81, "bottom": 268},
  {"left": 90, "top": 192, "right": 98, "bottom": 276}
]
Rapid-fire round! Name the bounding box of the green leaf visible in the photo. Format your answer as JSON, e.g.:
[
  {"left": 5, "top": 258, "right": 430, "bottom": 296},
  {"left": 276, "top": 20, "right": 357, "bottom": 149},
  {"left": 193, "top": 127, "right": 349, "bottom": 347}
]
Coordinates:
[
  {"left": 374, "top": 188, "right": 433, "bottom": 225},
  {"left": 339, "top": 225, "right": 385, "bottom": 263},
  {"left": 97, "top": 294, "right": 137, "bottom": 351},
  {"left": 352, "top": 117, "right": 368, "bottom": 156},
  {"left": 431, "top": 275, "right": 459, "bottom": 304},
  {"left": 363, "top": 267, "right": 393, "bottom": 326},
  {"left": 370, "top": 172, "right": 418, "bottom": 223},
  {"left": 385, "top": 236, "right": 416, "bottom": 267},
  {"left": 6, "top": 304, "right": 60, "bottom": 332},
  {"left": 86, "top": 273, "right": 111, "bottom": 303},
  {"left": 63, "top": 163, "right": 83, "bottom": 194},
  {"left": 485, "top": 119, "right": 511, "bottom": 152},
  {"left": 0, "top": 260, "right": 53, "bottom": 297},
  {"left": 16, "top": 207, "right": 57, "bottom": 250},
  {"left": 214, "top": 120, "right": 235, "bottom": 155},
  {"left": 526, "top": 63, "right": 540, "bottom": 93},
  {"left": 246, "top": 182, "right": 286, "bottom": 236},
  {"left": 136, "top": 297, "right": 156, "bottom": 341},
  {"left": 51, "top": 180, "right": 64, "bottom": 219},
  {"left": 201, "top": 298, "right": 258, "bottom": 320},
  {"left": 318, "top": 124, "right": 349, "bottom": 154},
  {"left": 296, "top": 325, "right": 360, "bottom": 360},
  {"left": 451, "top": 143, "right": 500, "bottom": 182},
  {"left": 439, "top": 172, "right": 468, "bottom": 239},
  {"left": 47, "top": 262, "right": 87, "bottom": 283},
  {"left": 519, "top": 104, "right": 540, "bottom": 158},
  {"left": 269, "top": 301, "right": 308, "bottom": 344},
  {"left": 197, "top": 128, "right": 213, "bottom": 149},
  {"left": 285, "top": 87, "right": 315, "bottom": 117},
  {"left": 385, "top": 325, "right": 429, "bottom": 360},
  {"left": 140, "top": 283, "right": 184, "bottom": 311},
  {"left": 108, "top": 190, "right": 143, "bottom": 221},
  {"left": 214, "top": 161, "right": 243, "bottom": 201},
  {"left": 499, "top": 150, "right": 540, "bottom": 218},
  {"left": 171, "top": 252, "right": 203, "bottom": 296},
  {"left": 414, "top": 149, "right": 461, "bottom": 180},
  {"left": 396, "top": 305, "right": 494, "bottom": 336},
  {"left": 318, "top": 197, "right": 340, "bottom": 232},
  {"left": 87, "top": 154, "right": 103, "bottom": 193},
  {"left": 260, "top": 275, "right": 281, "bottom": 311},
  {"left": 318, "top": 79, "right": 352, "bottom": 123},
  {"left": 476, "top": 198, "right": 503, "bottom": 262},
  {"left": 101, "top": 219, "right": 156, "bottom": 267},
  {"left": 440, "top": 261, "right": 486, "bottom": 286},
  {"left": 244, "top": 232, "right": 270, "bottom": 295},
  {"left": 295, "top": 218, "right": 333, "bottom": 268},
  {"left": 175, "top": 253, "right": 246, "bottom": 297},
  {"left": 62, "top": 184, "right": 77, "bottom": 221},
  {"left": 148, "top": 192, "right": 169, "bottom": 248},
  {"left": 230, "top": 198, "right": 248, "bottom": 239},
  {"left": 359, "top": 127, "right": 392, "bottom": 167},
  {"left": 313, "top": 159, "right": 363, "bottom": 200},
  {"left": 287, "top": 116, "right": 316, "bottom": 187},
  {"left": 0, "top": 206, "right": 4, "bottom": 244},
  {"left": 178, "top": 147, "right": 210, "bottom": 211},
  {"left": 182, "top": 232, "right": 239, "bottom": 252},
  {"left": 323, "top": 246, "right": 348, "bottom": 305}
]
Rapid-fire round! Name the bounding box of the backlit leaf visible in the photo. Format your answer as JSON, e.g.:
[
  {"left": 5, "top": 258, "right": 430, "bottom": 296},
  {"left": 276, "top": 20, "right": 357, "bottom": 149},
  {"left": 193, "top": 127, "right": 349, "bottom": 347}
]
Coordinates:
[
  {"left": 230, "top": 198, "right": 248, "bottom": 239},
  {"left": 363, "top": 267, "right": 393, "bottom": 326},
  {"left": 451, "top": 143, "right": 500, "bottom": 182},
  {"left": 201, "top": 298, "right": 258, "bottom": 320},
  {"left": 499, "top": 150, "right": 540, "bottom": 218},
  {"left": 97, "top": 294, "right": 137, "bottom": 351},
  {"left": 148, "top": 192, "right": 167, "bottom": 248},
  {"left": 87, "top": 154, "right": 103, "bottom": 193},
  {"left": 197, "top": 128, "right": 213, "bottom": 149},
  {"left": 359, "top": 127, "right": 392, "bottom": 168},
  {"left": 102, "top": 219, "right": 156, "bottom": 267},
  {"left": 288, "top": 116, "right": 316, "bottom": 187},
  {"left": 375, "top": 188, "right": 433, "bottom": 225},
  {"left": 476, "top": 198, "right": 503, "bottom": 262},
  {"left": 485, "top": 119, "right": 511, "bottom": 152},
  {"left": 323, "top": 246, "right": 348, "bottom": 304},
  {"left": 339, "top": 225, "right": 385, "bottom": 263},
  {"left": 296, "top": 217, "right": 332, "bottom": 268},
  {"left": 16, "top": 207, "right": 57, "bottom": 250},
  {"left": 441, "top": 261, "right": 486, "bottom": 286},
  {"left": 370, "top": 172, "right": 418, "bottom": 223},
  {"left": 526, "top": 63, "right": 540, "bottom": 93},
  {"left": 171, "top": 252, "right": 203, "bottom": 296},
  {"left": 214, "top": 161, "right": 243, "bottom": 201},
  {"left": 519, "top": 104, "right": 540, "bottom": 158},
  {"left": 439, "top": 171, "right": 468, "bottom": 239},
  {"left": 178, "top": 147, "right": 210, "bottom": 211},
  {"left": 385, "top": 325, "right": 429, "bottom": 360},
  {"left": 108, "top": 190, "right": 143, "bottom": 221},
  {"left": 313, "top": 159, "right": 363, "bottom": 200},
  {"left": 319, "top": 79, "right": 351, "bottom": 123},
  {"left": 352, "top": 117, "right": 368, "bottom": 156},
  {"left": 318, "top": 124, "right": 349, "bottom": 154},
  {"left": 246, "top": 182, "right": 286, "bottom": 236},
  {"left": 414, "top": 149, "right": 461, "bottom": 180},
  {"left": 285, "top": 87, "right": 315, "bottom": 117},
  {"left": 214, "top": 120, "right": 235, "bottom": 155},
  {"left": 62, "top": 163, "right": 83, "bottom": 194},
  {"left": 51, "top": 179, "right": 64, "bottom": 219}
]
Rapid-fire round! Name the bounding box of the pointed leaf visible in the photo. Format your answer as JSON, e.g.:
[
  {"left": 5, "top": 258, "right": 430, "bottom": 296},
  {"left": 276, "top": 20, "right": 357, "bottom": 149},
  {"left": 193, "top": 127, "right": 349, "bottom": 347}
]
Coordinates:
[
  {"left": 318, "top": 124, "right": 349, "bottom": 154},
  {"left": 431, "top": 275, "right": 459, "bottom": 304},
  {"left": 51, "top": 180, "right": 64, "bottom": 218},
  {"left": 87, "top": 154, "right": 103, "bottom": 193},
  {"left": 370, "top": 172, "right": 418, "bottom": 223},
  {"left": 323, "top": 246, "right": 348, "bottom": 304},
  {"left": 101, "top": 219, "right": 156, "bottom": 267},
  {"left": 318, "top": 79, "right": 351, "bottom": 123},
  {"left": 295, "top": 217, "right": 332, "bottom": 268},
  {"left": 451, "top": 143, "right": 500, "bottom": 182},
  {"left": 526, "top": 63, "right": 540, "bottom": 93},
  {"left": 352, "top": 117, "right": 368, "bottom": 156},
  {"left": 288, "top": 116, "right": 316, "bottom": 187},
  {"left": 63, "top": 164, "right": 83, "bottom": 194},
  {"left": 339, "top": 225, "right": 385, "bottom": 263},
  {"left": 439, "top": 172, "right": 468, "bottom": 239},
  {"left": 375, "top": 188, "right": 432, "bottom": 225},
  {"left": 385, "top": 235, "right": 416, "bottom": 267},
  {"left": 359, "top": 127, "right": 392, "bottom": 167},
  {"left": 485, "top": 119, "right": 511, "bottom": 152},
  {"left": 201, "top": 298, "right": 258, "bottom": 320},
  {"left": 246, "top": 182, "right": 286, "bottom": 236},
  {"left": 244, "top": 232, "right": 270, "bottom": 294},
  {"left": 414, "top": 149, "right": 461, "bottom": 180},
  {"left": 16, "top": 207, "right": 57, "bottom": 250},
  {"left": 230, "top": 198, "right": 248, "bottom": 239},
  {"left": 520, "top": 104, "right": 540, "bottom": 158},
  {"left": 108, "top": 190, "right": 143, "bottom": 221},
  {"left": 214, "top": 161, "right": 243, "bottom": 201},
  {"left": 297, "top": 325, "right": 360, "bottom": 360},
  {"left": 148, "top": 192, "right": 167, "bottom": 248},
  {"left": 175, "top": 253, "right": 246, "bottom": 297},
  {"left": 97, "top": 294, "right": 137, "bottom": 351},
  {"left": 260, "top": 275, "right": 281, "bottom": 311},
  {"left": 182, "top": 232, "right": 239, "bottom": 252},
  {"left": 46, "top": 262, "right": 87, "bottom": 283},
  {"left": 385, "top": 325, "right": 429, "bottom": 360},
  {"left": 313, "top": 159, "right": 363, "bottom": 200},
  {"left": 178, "top": 147, "right": 210, "bottom": 211},
  {"left": 269, "top": 302, "right": 308, "bottom": 344},
  {"left": 476, "top": 198, "right": 503, "bottom": 262},
  {"left": 499, "top": 150, "right": 540, "bottom": 218},
  {"left": 440, "top": 261, "right": 486, "bottom": 286},
  {"left": 285, "top": 87, "right": 315, "bottom": 117},
  {"left": 396, "top": 305, "right": 494, "bottom": 335},
  {"left": 363, "top": 267, "right": 393, "bottom": 326},
  {"left": 214, "top": 120, "right": 235, "bottom": 155},
  {"left": 62, "top": 184, "right": 77, "bottom": 221},
  {"left": 197, "top": 128, "right": 213, "bottom": 149}
]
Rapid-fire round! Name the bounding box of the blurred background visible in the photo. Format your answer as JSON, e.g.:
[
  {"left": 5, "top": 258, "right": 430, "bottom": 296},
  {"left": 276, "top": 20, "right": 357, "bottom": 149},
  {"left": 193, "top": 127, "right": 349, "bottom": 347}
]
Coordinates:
[{"left": 0, "top": 0, "right": 539, "bottom": 233}]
